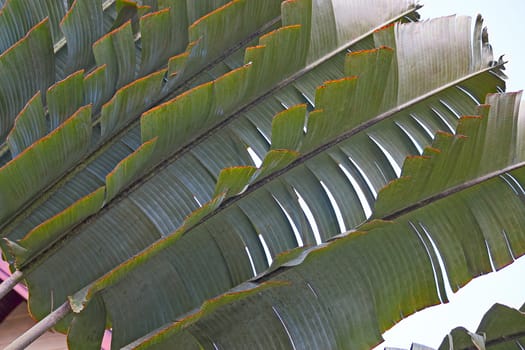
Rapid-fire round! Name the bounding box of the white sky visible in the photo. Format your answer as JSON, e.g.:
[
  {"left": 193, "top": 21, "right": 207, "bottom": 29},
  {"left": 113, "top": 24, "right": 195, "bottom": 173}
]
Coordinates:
[{"left": 376, "top": 1, "right": 525, "bottom": 348}]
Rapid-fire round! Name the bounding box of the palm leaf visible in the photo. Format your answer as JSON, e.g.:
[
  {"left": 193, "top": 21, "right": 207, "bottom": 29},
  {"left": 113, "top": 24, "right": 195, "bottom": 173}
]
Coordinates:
[
  {"left": 2, "top": 0, "right": 420, "bottom": 278},
  {"left": 127, "top": 92, "right": 524, "bottom": 349},
  {"left": 0, "top": 1, "right": 515, "bottom": 348},
  {"left": 9, "top": 15, "right": 506, "bottom": 347},
  {"left": 0, "top": 0, "right": 410, "bottom": 338}
]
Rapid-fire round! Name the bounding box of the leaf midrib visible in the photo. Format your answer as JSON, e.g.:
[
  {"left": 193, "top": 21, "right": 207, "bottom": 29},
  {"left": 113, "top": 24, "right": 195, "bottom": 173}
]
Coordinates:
[{"left": 381, "top": 160, "right": 525, "bottom": 221}]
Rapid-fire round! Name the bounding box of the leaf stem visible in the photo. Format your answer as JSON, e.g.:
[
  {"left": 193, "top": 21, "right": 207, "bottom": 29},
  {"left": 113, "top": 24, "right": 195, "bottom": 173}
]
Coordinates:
[
  {"left": 0, "top": 269, "right": 23, "bottom": 300},
  {"left": 4, "top": 301, "right": 71, "bottom": 350}
]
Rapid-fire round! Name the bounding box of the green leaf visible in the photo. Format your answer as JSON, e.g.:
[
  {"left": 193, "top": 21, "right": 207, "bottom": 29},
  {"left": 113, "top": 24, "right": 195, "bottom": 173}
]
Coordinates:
[
  {"left": 130, "top": 282, "right": 289, "bottom": 350},
  {"left": 0, "top": 0, "right": 283, "bottom": 243},
  {"left": 100, "top": 69, "right": 167, "bottom": 140},
  {"left": 187, "top": 0, "right": 282, "bottom": 70},
  {"left": 141, "top": 79, "right": 215, "bottom": 157},
  {"left": 254, "top": 149, "right": 300, "bottom": 180},
  {"left": 185, "top": 0, "right": 231, "bottom": 24},
  {"left": 439, "top": 304, "right": 525, "bottom": 350},
  {"left": 138, "top": 9, "right": 172, "bottom": 76},
  {"left": 14, "top": 13, "right": 500, "bottom": 348},
  {"left": 47, "top": 70, "right": 86, "bottom": 130},
  {"left": 83, "top": 64, "right": 110, "bottom": 113},
  {"left": 271, "top": 104, "right": 308, "bottom": 151},
  {"left": 214, "top": 166, "right": 257, "bottom": 198},
  {"left": 5, "top": 3, "right": 520, "bottom": 350},
  {"left": 0, "top": 18, "right": 54, "bottom": 141},
  {"left": 0, "top": 0, "right": 65, "bottom": 53},
  {"left": 11, "top": 186, "right": 105, "bottom": 267},
  {"left": 126, "top": 91, "right": 524, "bottom": 349},
  {"left": 65, "top": 15, "right": 505, "bottom": 347},
  {"left": 92, "top": 20, "right": 136, "bottom": 92},
  {"left": 0, "top": 105, "right": 92, "bottom": 223},
  {"left": 105, "top": 137, "right": 157, "bottom": 201},
  {"left": 6, "top": 92, "right": 47, "bottom": 156},
  {"left": 60, "top": 0, "right": 105, "bottom": 75},
  {"left": 135, "top": 224, "right": 434, "bottom": 349},
  {"left": 66, "top": 295, "right": 107, "bottom": 350},
  {"left": 373, "top": 92, "right": 524, "bottom": 221}
]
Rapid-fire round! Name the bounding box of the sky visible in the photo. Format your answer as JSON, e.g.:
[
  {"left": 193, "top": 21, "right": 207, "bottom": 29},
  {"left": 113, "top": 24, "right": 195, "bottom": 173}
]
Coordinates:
[{"left": 375, "top": 1, "right": 525, "bottom": 349}]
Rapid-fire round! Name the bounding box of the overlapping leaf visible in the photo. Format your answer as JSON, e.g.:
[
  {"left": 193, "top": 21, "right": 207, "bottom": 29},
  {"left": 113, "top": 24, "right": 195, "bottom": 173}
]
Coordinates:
[
  {"left": 3, "top": 0, "right": 419, "bottom": 274},
  {"left": 0, "top": 0, "right": 265, "bottom": 158},
  {"left": 0, "top": 0, "right": 116, "bottom": 147},
  {"left": 128, "top": 92, "right": 524, "bottom": 349},
  {"left": 0, "top": 19, "right": 54, "bottom": 141},
  {"left": 0, "top": 1, "right": 516, "bottom": 349},
  {"left": 0, "top": 0, "right": 66, "bottom": 52},
  {"left": 0, "top": 105, "right": 93, "bottom": 224},
  {"left": 0, "top": 0, "right": 428, "bottom": 347},
  {"left": 17, "top": 14, "right": 505, "bottom": 348},
  {"left": 0, "top": 0, "right": 283, "bottom": 242}
]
